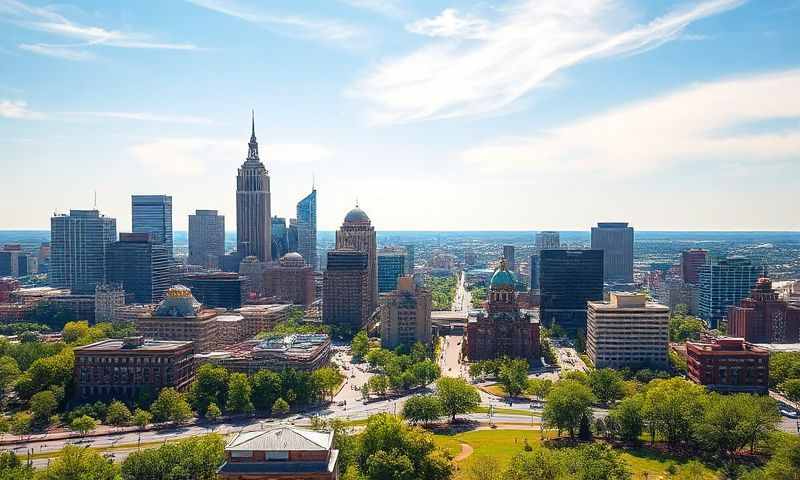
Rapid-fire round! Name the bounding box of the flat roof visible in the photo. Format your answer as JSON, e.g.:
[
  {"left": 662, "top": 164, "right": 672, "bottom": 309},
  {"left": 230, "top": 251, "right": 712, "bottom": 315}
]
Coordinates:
[{"left": 75, "top": 338, "right": 192, "bottom": 352}]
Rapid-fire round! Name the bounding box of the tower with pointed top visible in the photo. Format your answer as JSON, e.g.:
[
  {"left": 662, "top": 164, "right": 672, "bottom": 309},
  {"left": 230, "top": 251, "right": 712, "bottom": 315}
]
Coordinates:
[{"left": 236, "top": 112, "right": 271, "bottom": 262}]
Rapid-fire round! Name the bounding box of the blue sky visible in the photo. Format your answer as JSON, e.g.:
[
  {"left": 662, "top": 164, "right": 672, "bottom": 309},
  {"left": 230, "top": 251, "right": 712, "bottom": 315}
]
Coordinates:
[{"left": 1, "top": 0, "right": 799, "bottom": 232}]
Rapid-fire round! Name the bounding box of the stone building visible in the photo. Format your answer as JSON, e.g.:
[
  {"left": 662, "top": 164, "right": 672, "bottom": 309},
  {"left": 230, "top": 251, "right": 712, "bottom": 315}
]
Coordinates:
[
  {"left": 727, "top": 277, "right": 800, "bottom": 344},
  {"left": 379, "top": 275, "right": 432, "bottom": 349},
  {"left": 264, "top": 252, "right": 315, "bottom": 305},
  {"left": 335, "top": 206, "right": 377, "bottom": 314},
  {"left": 236, "top": 113, "right": 272, "bottom": 262}
]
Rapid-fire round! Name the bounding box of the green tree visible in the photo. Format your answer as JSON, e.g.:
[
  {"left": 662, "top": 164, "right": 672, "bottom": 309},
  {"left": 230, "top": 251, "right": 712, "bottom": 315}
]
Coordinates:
[
  {"left": 120, "top": 433, "right": 225, "bottom": 480},
  {"left": 504, "top": 449, "right": 563, "bottom": 480},
  {"left": 369, "top": 374, "right": 389, "bottom": 397},
  {"left": 762, "top": 434, "right": 800, "bottom": 480},
  {"left": 272, "top": 397, "right": 290, "bottom": 415},
  {"left": 464, "top": 454, "right": 503, "bottom": 480},
  {"left": 411, "top": 360, "right": 440, "bottom": 387},
  {"left": 37, "top": 444, "right": 117, "bottom": 480},
  {"left": 609, "top": 394, "right": 644, "bottom": 443},
  {"left": 151, "top": 387, "right": 192, "bottom": 424},
  {"left": 29, "top": 390, "right": 58, "bottom": 425},
  {"left": 435, "top": 377, "right": 480, "bottom": 422},
  {"left": 61, "top": 321, "right": 91, "bottom": 344},
  {"left": 468, "top": 363, "right": 484, "bottom": 380},
  {"left": 226, "top": 372, "right": 254, "bottom": 414},
  {"left": 189, "top": 363, "right": 229, "bottom": 415},
  {"left": 641, "top": 378, "right": 707, "bottom": 447},
  {"left": 780, "top": 378, "right": 800, "bottom": 403},
  {"left": 588, "top": 368, "right": 625, "bottom": 405},
  {"left": 352, "top": 330, "right": 370, "bottom": 360},
  {"left": 526, "top": 378, "right": 553, "bottom": 401},
  {"left": 543, "top": 379, "right": 595, "bottom": 438},
  {"left": 106, "top": 400, "right": 132, "bottom": 427},
  {"left": 673, "top": 460, "right": 707, "bottom": 480},
  {"left": 132, "top": 408, "right": 152, "bottom": 430},
  {"left": 365, "top": 450, "right": 415, "bottom": 480},
  {"left": 312, "top": 367, "right": 344, "bottom": 401},
  {"left": 498, "top": 358, "right": 529, "bottom": 398},
  {"left": 70, "top": 414, "right": 98, "bottom": 437},
  {"left": 669, "top": 313, "right": 706, "bottom": 342},
  {"left": 0, "top": 355, "right": 21, "bottom": 390},
  {"left": 768, "top": 352, "right": 800, "bottom": 387},
  {"left": 250, "top": 369, "right": 282, "bottom": 412},
  {"left": 24, "top": 347, "right": 74, "bottom": 399},
  {"left": 205, "top": 402, "right": 221, "bottom": 422},
  {"left": 10, "top": 412, "right": 32, "bottom": 439},
  {"left": 565, "top": 443, "right": 631, "bottom": 480},
  {"left": 0, "top": 450, "right": 32, "bottom": 480},
  {"left": 402, "top": 395, "right": 443, "bottom": 425}
]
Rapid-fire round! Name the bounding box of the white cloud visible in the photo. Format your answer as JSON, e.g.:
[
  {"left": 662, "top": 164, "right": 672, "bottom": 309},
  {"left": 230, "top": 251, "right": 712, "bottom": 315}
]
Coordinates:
[
  {"left": 0, "top": 99, "right": 43, "bottom": 119},
  {"left": 186, "top": 0, "right": 362, "bottom": 42},
  {"left": 129, "top": 137, "right": 332, "bottom": 176},
  {"left": 18, "top": 43, "right": 94, "bottom": 60},
  {"left": 62, "top": 111, "right": 215, "bottom": 125},
  {"left": 339, "top": 0, "right": 406, "bottom": 18},
  {"left": 460, "top": 69, "right": 800, "bottom": 176},
  {"left": 352, "top": 0, "right": 746, "bottom": 124}
]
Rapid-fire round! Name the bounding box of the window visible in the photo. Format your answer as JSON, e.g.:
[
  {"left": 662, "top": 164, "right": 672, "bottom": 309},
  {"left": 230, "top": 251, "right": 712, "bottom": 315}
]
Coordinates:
[
  {"left": 266, "top": 451, "right": 289, "bottom": 461},
  {"left": 231, "top": 451, "right": 252, "bottom": 458}
]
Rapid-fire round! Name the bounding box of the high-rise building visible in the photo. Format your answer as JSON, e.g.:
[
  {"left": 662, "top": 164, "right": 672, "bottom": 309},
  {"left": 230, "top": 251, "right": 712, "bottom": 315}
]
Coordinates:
[
  {"left": 50, "top": 210, "right": 117, "bottom": 294},
  {"left": 271, "top": 216, "right": 289, "bottom": 260},
  {"left": 323, "top": 250, "right": 369, "bottom": 330},
  {"left": 727, "top": 277, "right": 800, "bottom": 344},
  {"left": 535, "top": 231, "right": 560, "bottom": 251},
  {"left": 188, "top": 210, "right": 225, "bottom": 269},
  {"left": 698, "top": 256, "right": 763, "bottom": 328},
  {"left": 236, "top": 113, "right": 271, "bottom": 262},
  {"left": 264, "top": 252, "right": 315, "bottom": 305},
  {"left": 403, "top": 244, "right": 415, "bottom": 273},
  {"left": 94, "top": 284, "right": 125, "bottom": 324},
  {"left": 587, "top": 292, "right": 669, "bottom": 369},
  {"left": 380, "top": 276, "right": 432, "bottom": 349},
  {"left": 377, "top": 247, "right": 406, "bottom": 293},
  {"left": 239, "top": 256, "right": 265, "bottom": 298},
  {"left": 503, "top": 245, "right": 516, "bottom": 272},
  {"left": 335, "top": 206, "right": 378, "bottom": 313},
  {"left": 681, "top": 249, "right": 709, "bottom": 284},
  {"left": 182, "top": 272, "right": 245, "bottom": 309},
  {"left": 591, "top": 222, "right": 634, "bottom": 284},
  {"left": 287, "top": 219, "right": 298, "bottom": 253},
  {"left": 539, "top": 249, "right": 604, "bottom": 333},
  {"left": 106, "top": 233, "right": 171, "bottom": 304},
  {"left": 685, "top": 338, "right": 768, "bottom": 393},
  {"left": 132, "top": 195, "right": 173, "bottom": 256},
  {"left": 0, "top": 249, "right": 35, "bottom": 277},
  {"left": 296, "top": 188, "right": 318, "bottom": 271},
  {"left": 529, "top": 254, "right": 540, "bottom": 291}
]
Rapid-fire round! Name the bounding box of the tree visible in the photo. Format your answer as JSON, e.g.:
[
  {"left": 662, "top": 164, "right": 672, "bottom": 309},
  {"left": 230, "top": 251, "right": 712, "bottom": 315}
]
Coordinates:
[
  {"left": 641, "top": 378, "right": 707, "bottom": 447},
  {"left": 369, "top": 374, "right": 389, "bottom": 397},
  {"left": 669, "top": 313, "right": 706, "bottom": 342},
  {"left": 673, "top": 461, "right": 707, "bottom": 480},
  {"left": 272, "top": 397, "right": 290, "bottom": 415},
  {"left": 132, "top": 408, "right": 152, "bottom": 430},
  {"left": 498, "top": 358, "right": 529, "bottom": 398},
  {"left": 526, "top": 378, "right": 553, "bottom": 401},
  {"left": 768, "top": 352, "right": 800, "bottom": 388},
  {"left": 0, "top": 356, "right": 20, "bottom": 390},
  {"left": 588, "top": 368, "right": 625, "bottom": 405},
  {"left": 313, "top": 367, "right": 344, "bottom": 401},
  {"left": 61, "top": 321, "right": 91, "bottom": 344},
  {"left": 29, "top": 390, "right": 58, "bottom": 425},
  {"left": 609, "top": 394, "right": 644, "bottom": 443},
  {"left": 189, "top": 363, "right": 229, "bottom": 415},
  {"left": 250, "top": 369, "right": 282, "bottom": 412},
  {"left": 24, "top": 347, "right": 74, "bottom": 399},
  {"left": 365, "top": 450, "right": 415, "bottom": 480},
  {"left": 10, "top": 412, "right": 32, "bottom": 439},
  {"left": 106, "top": 400, "right": 133, "bottom": 427},
  {"left": 780, "top": 378, "right": 800, "bottom": 403},
  {"left": 468, "top": 363, "right": 484, "bottom": 381},
  {"left": 543, "top": 379, "right": 595, "bottom": 438},
  {"left": 762, "top": 434, "right": 800, "bottom": 480},
  {"left": 504, "top": 449, "right": 563, "bottom": 480},
  {"left": 565, "top": 443, "right": 632, "bottom": 480},
  {"left": 120, "top": 434, "right": 225, "bottom": 480},
  {"left": 38, "top": 445, "right": 117, "bottom": 480},
  {"left": 402, "top": 395, "right": 443, "bottom": 425},
  {"left": 435, "top": 377, "right": 480, "bottom": 422},
  {"left": 352, "top": 330, "right": 370, "bottom": 360},
  {"left": 70, "top": 414, "right": 98, "bottom": 437},
  {"left": 465, "top": 454, "right": 503, "bottom": 480},
  {"left": 205, "top": 403, "right": 221, "bottom": 422},
  {"left": 151, "top": 387, "right": 192, "bottom": 424},
  {"left": 411, "top": 360, "right": 440, "bottom": 386},
  {"left": 0, "top": 450, "right": 32, "bottom": 480},
  {"left": 226, "top": 372, "right": 254, "bottom": 414}
]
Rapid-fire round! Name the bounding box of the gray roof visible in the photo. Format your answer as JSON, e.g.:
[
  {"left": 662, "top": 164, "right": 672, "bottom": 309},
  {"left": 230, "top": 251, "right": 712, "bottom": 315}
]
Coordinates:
[
  {"left": 226, "top": 427, "right": 333, "bottom": 452},
  {"left": 218, "top": 450, "right": 338, "bottom": 475}
]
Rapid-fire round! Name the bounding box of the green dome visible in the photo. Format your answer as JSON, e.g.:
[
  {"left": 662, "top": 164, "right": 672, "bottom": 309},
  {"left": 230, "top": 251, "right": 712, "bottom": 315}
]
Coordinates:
[{"left": 490, "top": 258, "right": 516, "bottom": 289}]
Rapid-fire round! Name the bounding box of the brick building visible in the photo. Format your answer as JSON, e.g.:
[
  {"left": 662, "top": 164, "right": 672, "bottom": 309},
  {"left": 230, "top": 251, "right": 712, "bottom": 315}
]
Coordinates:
[
  {"left": 264, "top": 252, "right": 315, "bottom": 305},
  {"left": 727, "top": 277, "right": 800, "bottom": 344},
  {"left": 196, "top": 334, "right": 331, "bottom": 374},
  {"left": 323, "top": 250, "right": 370, "bottom": 330},
  {"left": 685, "top": 337, "right": 768, "bottom": 393}
]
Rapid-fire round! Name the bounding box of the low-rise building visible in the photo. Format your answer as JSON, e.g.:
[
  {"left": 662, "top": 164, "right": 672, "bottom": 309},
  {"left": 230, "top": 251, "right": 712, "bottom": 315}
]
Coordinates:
[
  {"left": 113, "top": 303, "right": 155, "bottom": 324},
  {"left": 218, "top": 427, "right": 339, "bottom": 480},
  {"left": 73, "top": 336, "right": 194, "bottom": 401},
  {"left": 727, "top": 277, "right": 800, "bottom": 344},
  {"left": 236, "top": 304, "right": 292, "bottom": 338},
  {"left": 685, "top": 337, "right": 769, "bottom": 393},
  {"left": 196, "top": 334, "right": 331, "bottom": 374}
]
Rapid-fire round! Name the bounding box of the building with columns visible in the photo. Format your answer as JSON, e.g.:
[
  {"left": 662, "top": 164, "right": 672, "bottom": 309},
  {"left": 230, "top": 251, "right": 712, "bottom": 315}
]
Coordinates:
[
  {"left": 335, "top": 206, "right": 377, "bottom": 314},
  {"left": 236, "top": 112, "right": 271, "bottom": 262}
]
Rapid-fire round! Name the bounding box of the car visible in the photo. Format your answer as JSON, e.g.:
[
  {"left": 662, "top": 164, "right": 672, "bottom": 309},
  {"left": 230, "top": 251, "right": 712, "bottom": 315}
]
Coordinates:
[{"left": 780, "top": 409, "right": 799, "bottom": 419}]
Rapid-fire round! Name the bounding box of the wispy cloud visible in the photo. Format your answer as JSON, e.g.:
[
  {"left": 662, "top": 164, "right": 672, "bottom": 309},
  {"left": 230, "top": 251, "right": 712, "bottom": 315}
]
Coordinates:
[
  {"left": 0, "top": 99, "right": 43, "bottom": 119},
  {"left": 460, "top": 69, "right": 800, "bottom": 176},
  {"left": 1, "top": 0, "right": 199, "bottom": 60},
  {"left": 62, "top": 111, "right": 215, "bottom": 125},
  {"left": 339, "top": 0, "right": 406, "bottom": 18},
  {"left": 186, "top": 0, "right": 362, "bottom": 42},
  {"left": 352, "top": 0, "right": 746, "bottom": 124}
]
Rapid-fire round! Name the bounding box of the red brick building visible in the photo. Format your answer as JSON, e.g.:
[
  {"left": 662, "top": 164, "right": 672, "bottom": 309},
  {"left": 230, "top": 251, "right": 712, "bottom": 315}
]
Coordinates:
[
  {"left": 727, "top": 277, "right": 800, "bottom": 343},
  {"left": 685, "top": 337, "right": 768, "bottom": 393},
  {"left": 0, "top": 278, "right": 19, "bottom": 303}
]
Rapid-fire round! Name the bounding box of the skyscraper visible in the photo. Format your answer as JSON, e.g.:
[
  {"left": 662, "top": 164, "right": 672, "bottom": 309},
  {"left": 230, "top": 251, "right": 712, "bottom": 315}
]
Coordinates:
[
  {"left": 377, "top": 247, "right": 406, "bottom": 293},
  {"left": 591, "top": 222, "right": 634, "bottom": 283},
  {"left": 503, "top": 245, "right": 516, "bottom": 272},
  {"left": 236, "top": 112, "right": 271, "bottom": 262},
  {"left": 50, "top": 210, "right": 117, "bottom": 294},
  {"left": 529, "top": 254, "right": 540, "bottom": 291},
  {"left": 271, "top": 216, "right": 288, "bottom": 260},
  {"left": 535, "top": 231, "right": 560, "bottom": 251},
  {"left": 403, "top": 244, "right": 415, "bottom": 273},
  {"left": 188, "top": 210, "right": 225, "bottom": 269},
  {"left": 380, "top": 276, "right": 432, "bottom": 349},
  {"left": 132, "top": 195, "right": 173, "bottom": 256},
  {"left": 681, "top": 249, "right": 709, "bottom": 284},
  {"left": 323, "top": 250, "right": 370, "bottom": 330},
  {"left": 698, "top": 256, "right": 763, "bottom": 328},
  {"left": 296, "top": 188, "right": 318, "bottom": 271},
  {"left": 106, "top": 233, "right": 171, "bottom": 304},
  {"left": 539, "top": 249, "right": 604, "bottom": 333},
  {"left": 287, "top": 219, "right": 298, "bottom": 253},
  {"left": 335, "top": 206, "right": 378, "bottom": 313}
]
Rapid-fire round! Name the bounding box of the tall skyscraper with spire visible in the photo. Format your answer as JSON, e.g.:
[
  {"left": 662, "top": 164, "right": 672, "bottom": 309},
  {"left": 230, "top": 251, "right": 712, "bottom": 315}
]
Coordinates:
[
  {"left": 296, "top": 186, "right": 318, "bottom": 271},
  {"left": 236, "top": 112, "right": 271, "bottom": 262}
]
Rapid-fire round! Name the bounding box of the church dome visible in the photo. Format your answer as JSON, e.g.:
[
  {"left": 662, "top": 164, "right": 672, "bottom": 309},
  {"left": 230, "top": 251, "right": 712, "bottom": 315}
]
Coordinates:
[
  {"left": 490, "top": 258, "right": 516, "bottom": 290},
  {"left": 280, "top": 252, "right": 305, "bottom": 267},
  {"left": 344, "top": 206, "right": 370, "bottom": 224}
]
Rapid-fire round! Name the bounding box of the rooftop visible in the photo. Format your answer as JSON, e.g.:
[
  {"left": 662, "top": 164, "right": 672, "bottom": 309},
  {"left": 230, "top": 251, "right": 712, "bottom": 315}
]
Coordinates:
[
  {"left": 226, "top": 427, "right": 333, "bottom": 452},
  {"left": 74, "top": 338, "right": 192, "bottom": 352}
]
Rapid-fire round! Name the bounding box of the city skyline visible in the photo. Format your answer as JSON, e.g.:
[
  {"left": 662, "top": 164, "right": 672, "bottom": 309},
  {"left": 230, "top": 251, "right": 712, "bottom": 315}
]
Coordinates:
[{"left": 2, "top": 0, "right": 800, "bottom": 232}]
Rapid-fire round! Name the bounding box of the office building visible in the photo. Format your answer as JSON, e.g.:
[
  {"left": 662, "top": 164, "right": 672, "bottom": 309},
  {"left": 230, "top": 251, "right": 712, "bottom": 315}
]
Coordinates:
[
  {"left": 236, "top": 113, "right": 272, "bottom": 262},
  {"left": 271, "top": 216, "right": 289, "bottom": 260},
  {"left": 106, "top": 233, "right": 171, "bottom": 304},
  {"left": 182, "top": 272, "right": 245, "bottom": 309},
  {"left": 94, "top": 284, "right": 125, "bottom": 324},
  {"left": 188, "top": 210, "right": 225, "bottom": 269},
  {"left": 503, "top": 245, "right": 516, "bottom": 272},
  {"left": 48, "top": 293, "right": 96, "bottom": 323},
  {"left": 287, "top": 219, "right": 298, "bottom": 253},
  {"left": 113, "top": 304, "right": 156, "bottom": 324},
  {"left": 50, "top": 210, "right": 117, "bottom": 294},
  {"left": 655, "top": 277, "right": 699, "bottom": 315},
  {"left": 681, "top": 249, "right": 708, "bottom": 284},
  {"left": 591, "top": 222, "right": 634, "bottom": 283},
  {"left": 218, "top": 427, "right": 339, "bottom": 480},
  {"left": 698, "top": 256, "right": 763, "bottom": 328},
  {"left": 296, "top": 188, "right": 318, "bottom": 271},
  {"left": 132, "top": 195, "right": 173, "bottom": 256},
  {"left": 235, "top": 304, "right": 292, "bottom": 338},
  {"left": 535, "top": 231, "right": 560, "bottom": 251},
  {"left": 263, "top": 252, "right": 315, "bottom": 305},
  {"left": 465, "top": 258, "right": 540, "bottom": 362},
  {"left": 529, "top": 254, "right": 540, "bottom": 291},
  {"left": 377, "top": 247, "right": 407, "bottom": 293},
  {"left": 239, "top": 256, "right": 265, "bottom": 298},
  {"left": 335, "top": 206, "right": 377, "bottom": 313},
  {"left": 196, "top": 333, "right": 331, "bottom": 374},
  {"left": 0, "top": 245, "right": 37, "bottom": 278},
  {"left": 685, "top": 337, "right": 768, "bottom": 393},
  {"left": 587, "top": 292, "right": 670, "bottom": 369},
  {"left": 323, "top": 250, "right": 369, "bottom": 330},
  {"left": 539, "top": 249, "right": 604, "bottom": 333},
  {"left": 73, "top": 336, "right": 194, "bottom": 401},
  {"left": 380, "top": 276, "right": 432, "bottom": 349},
  {"left": 404, "top": 244, "right": 415, "bottom": 273},
  {"left": 728, "top": 277, "right": 800, "bottom": 344}
]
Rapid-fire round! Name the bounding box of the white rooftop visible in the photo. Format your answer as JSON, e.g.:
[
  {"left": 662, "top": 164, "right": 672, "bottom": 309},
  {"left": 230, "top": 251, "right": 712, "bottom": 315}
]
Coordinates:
[{"left": 226, "top": 427, "right": 333, "bottom": 452}]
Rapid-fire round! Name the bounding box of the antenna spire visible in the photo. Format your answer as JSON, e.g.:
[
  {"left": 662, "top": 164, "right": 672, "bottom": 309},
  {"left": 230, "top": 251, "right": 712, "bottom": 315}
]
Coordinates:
[{"left": 251, "top": 109, "right": 255, "bottom": 139}]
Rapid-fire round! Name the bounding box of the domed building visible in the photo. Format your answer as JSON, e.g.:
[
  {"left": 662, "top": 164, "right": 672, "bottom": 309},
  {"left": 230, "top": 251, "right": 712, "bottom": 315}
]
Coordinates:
[
  {"left": 334, "top": 204, "right": 377, "bottom": 314},
  {"left": 464, "top": 258, "right": 540, "bottom": 362},
  {"left": 263, "top": 252, "right": 315, "bottom": 305}
]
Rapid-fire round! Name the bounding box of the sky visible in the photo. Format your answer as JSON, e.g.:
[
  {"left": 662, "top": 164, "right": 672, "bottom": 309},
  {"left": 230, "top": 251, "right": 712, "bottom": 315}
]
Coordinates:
[{"left": 1, "top": 0, "right": 799, "bottom": 232}]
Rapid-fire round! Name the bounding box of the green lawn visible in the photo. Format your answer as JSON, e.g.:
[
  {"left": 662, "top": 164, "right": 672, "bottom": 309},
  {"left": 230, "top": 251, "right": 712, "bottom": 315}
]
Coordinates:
[{"left": 473, "top": 406, "right": 540, "bottom": 417}]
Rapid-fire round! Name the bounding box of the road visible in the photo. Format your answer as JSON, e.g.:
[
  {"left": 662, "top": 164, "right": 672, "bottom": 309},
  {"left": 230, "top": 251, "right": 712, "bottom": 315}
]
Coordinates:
[{"left": 451, "top": 271, "right": 472, "bottom": 313}]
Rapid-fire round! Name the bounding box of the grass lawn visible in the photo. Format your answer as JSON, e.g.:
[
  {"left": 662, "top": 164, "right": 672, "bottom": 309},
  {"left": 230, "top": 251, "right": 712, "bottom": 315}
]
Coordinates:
[
  {"left": 481, "top": 384, "right": 507, "bottom": 397},
  {"left": 473, "top": 406, "right": 539, "bottom": 416}
]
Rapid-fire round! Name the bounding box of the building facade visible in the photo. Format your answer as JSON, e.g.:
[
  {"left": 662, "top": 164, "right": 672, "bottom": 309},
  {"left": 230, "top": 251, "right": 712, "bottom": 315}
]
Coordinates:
[
  {"left": 196, "top": 334, "right": 331, "bottom": 374},
  {"left": 323, "top": 250, "right": 369, "bottom": 330},
  {"left": 591, "top": 222, "right": 634, "bottom": 284},
  {"left": 377, "top": 248, "right": 406, "bottom": 293},
  {"left": 188, "top": 209, "right": 225, "bottom": 269},
  {"left": 271, "top": 216, "right": 289, "bottom": 260},
  {"left": 529, "top": 254, "right": 540, "bottom": 291},
  {"left": 698, "top": 256, "right": 763, "bottom": 328},
  {"left": 587, "top": 293, "right": 670, "bottom": 369},
  {"left": 503, "top": 245, "right": 516, "bottom": 272},
  {"left": 239, "top": 256, "right": 265, "bottom": 298},
  {"left": 727, "top": 277, "right": 800, "bottom": 344},
  {"left": 465, "top": 259, "right": 540, "bottom": 362},
  {"left": 264, "top": 253, "right": 315, "bottom": 305},
  {"left": 535, "top": 231, "right": 560, "bottom": 251},
  {"left": 681, "top": 249, "right": 708, "bottom": 284},
  {"left": 296, "top": 188, "right": 318, "bottom": 271},
  {"left": 236, "top": 113, "right": 272, "bottom": 262},
  {"left": 132, "top": 195, "right": 173, "bottom": 256},
  {"left": 404, "top": 244, "right": 415, "bottom": 273},
  {"left": 685, "top": 337, "right": 769, "bottom": 393},
  {"left": 335, "top": 206, "right": 377, "bottom": 314},
  {"left": 182, "top": 272, "right": 245, "bottom": 309},
  {"left": 106, "top": 233, "right": 171, "bottom": 304},
  {"left": 380, "top": 276, "right": 432, "bottom": 349},
  {"left": 50, "top": 210, "right": 117, "bottom": 294},
  {"left": 539, "top": 249, "right": 604, "bottom": 333},
  {"left": 94, "top": 284, "right": 125, "bottom": 324}
]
